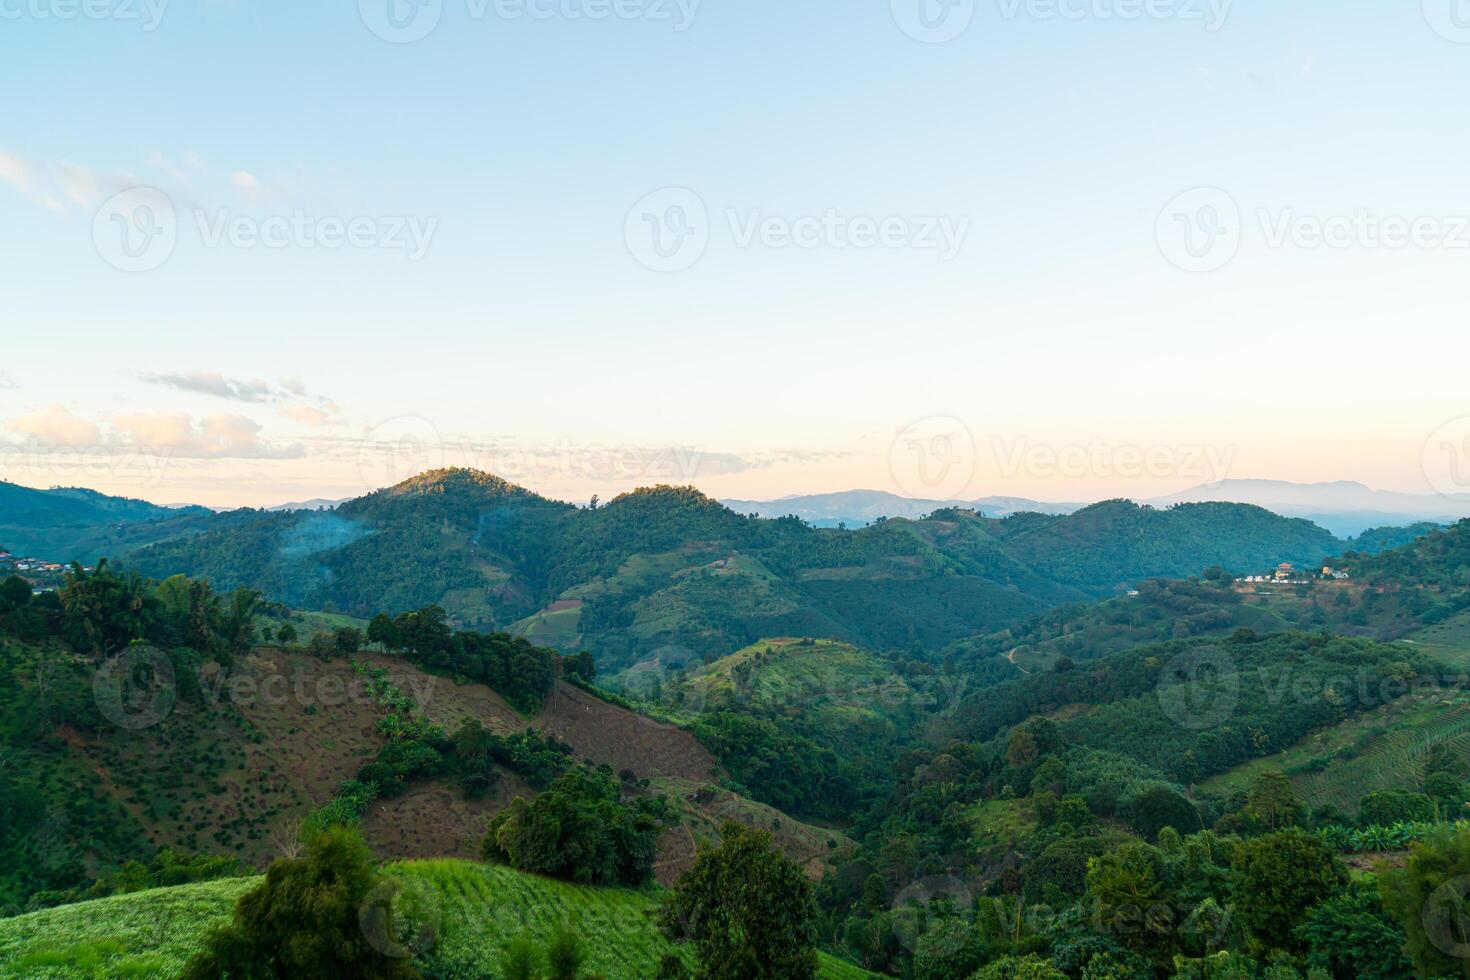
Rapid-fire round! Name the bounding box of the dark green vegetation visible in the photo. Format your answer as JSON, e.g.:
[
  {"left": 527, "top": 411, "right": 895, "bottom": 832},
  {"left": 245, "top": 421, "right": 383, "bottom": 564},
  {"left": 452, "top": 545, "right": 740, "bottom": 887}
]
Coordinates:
[
  {"left": 0, "top": 564, "right": 266, "bottom": 913},
  {"left": 181, "top": 826, "right": 418, "bottom": 979},
  {"left": 105, "top": 470, "right": 1361, "bottom": 673},
  {"left": 661, "top": 822, "right": 821, "bottom": 980},
  {"left": 483, "top": 765, "right": 673, "bottom": 885}
]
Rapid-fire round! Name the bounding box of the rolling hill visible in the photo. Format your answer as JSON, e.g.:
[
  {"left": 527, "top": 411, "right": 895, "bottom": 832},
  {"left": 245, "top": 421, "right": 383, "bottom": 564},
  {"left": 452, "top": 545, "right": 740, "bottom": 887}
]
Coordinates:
[
  {"left": 90, "top": 470, "right": 1363, "bottom": 675},
  {"left": 0, "top": 481, "right": 212, "bottom": 561},
  {"left": 0, "top": 631, "right": 853, "bottom": 912}
]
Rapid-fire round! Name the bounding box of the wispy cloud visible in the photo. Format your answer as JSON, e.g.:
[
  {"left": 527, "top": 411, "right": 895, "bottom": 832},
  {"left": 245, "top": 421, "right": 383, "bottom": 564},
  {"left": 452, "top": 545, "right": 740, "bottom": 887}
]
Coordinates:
[
  {"left": 278, "top": 400, "right": 345, "bottom": 428},
  {"left": 142, "top": 370, "right": 277, "bottom": 403},
  {"left": 0, "top": 371, "right": 16, "bottom": 390},
  {"left": 0, "top": 150, "right": 135, "bottom": 213}
]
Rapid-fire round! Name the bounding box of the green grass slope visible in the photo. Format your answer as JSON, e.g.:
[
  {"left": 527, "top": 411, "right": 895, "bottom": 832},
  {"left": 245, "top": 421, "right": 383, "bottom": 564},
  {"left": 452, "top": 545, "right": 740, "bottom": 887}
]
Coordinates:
[{"left": 0, "top": 860, "right": 878, "bottom": 980}]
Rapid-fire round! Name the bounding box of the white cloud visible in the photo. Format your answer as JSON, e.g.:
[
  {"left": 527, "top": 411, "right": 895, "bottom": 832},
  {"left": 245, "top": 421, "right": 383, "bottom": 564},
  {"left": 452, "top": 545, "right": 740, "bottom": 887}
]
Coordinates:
[
  {"left": 3, "top": 405, "right": 304, "bottom": 460},
  {"left": 6, "top": 405, "right": 102, "bottom": 447},
  {"left": 232, "top": 170, "right": 262, "bottom": 194},
  {"left": 110, "top": 410, "right": 304, "bottom": 459},
  {"left": 0, "top": 371, "right": 16, "bottom": 390}
]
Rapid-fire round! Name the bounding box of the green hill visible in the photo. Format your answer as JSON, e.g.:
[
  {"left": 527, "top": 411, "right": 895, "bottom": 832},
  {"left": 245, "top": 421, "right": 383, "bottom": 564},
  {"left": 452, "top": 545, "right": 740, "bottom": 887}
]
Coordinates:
[
  {"left": 0, "top": 860, "right": 878, "bottom": 980},
  {"left": 104, "top": 470, "right": 1367, "bottom": 674},
  {"left": 0, "top": 481, "right": 212, "bottom": 563}
]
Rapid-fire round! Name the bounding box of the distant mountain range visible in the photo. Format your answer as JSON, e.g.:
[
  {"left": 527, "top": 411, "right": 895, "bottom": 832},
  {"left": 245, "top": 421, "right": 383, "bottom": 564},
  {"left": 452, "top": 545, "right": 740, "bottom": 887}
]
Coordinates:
[
  {"left": 1144, "top": 479, "right": 1470, "bottom": 537},
  {"left": 723, "top": 479, "right": 1470, "bottom": 537},
  {"left": 2, "top": 472, "right": 1456, "bottom": 672},
  {"left": 0, "top": 469, "right": 1399, "bottom": 674}
]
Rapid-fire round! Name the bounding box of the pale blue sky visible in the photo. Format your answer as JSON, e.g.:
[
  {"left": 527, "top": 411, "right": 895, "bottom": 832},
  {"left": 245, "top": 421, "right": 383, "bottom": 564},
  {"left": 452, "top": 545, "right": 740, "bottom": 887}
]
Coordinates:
[{"left": 3, "top": 0, "right": 1469, "bottom": 507}]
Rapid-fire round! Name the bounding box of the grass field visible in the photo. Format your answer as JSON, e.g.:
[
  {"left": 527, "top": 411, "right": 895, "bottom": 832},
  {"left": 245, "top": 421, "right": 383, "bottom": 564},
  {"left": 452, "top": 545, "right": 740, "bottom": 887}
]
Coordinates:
[
  {"left": 1397, "top": 609, "right": 1470, "bottom": 666},
  {"left": 0, "top": 860, "right": 877, "bottom": 979},
  {"left": 679, "top": 637, "right": 915, "bottom": 722}
]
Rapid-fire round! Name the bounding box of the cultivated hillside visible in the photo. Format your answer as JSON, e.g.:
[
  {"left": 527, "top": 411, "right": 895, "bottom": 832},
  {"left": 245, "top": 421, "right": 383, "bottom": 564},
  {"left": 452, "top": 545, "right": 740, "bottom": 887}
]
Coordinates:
[
  {"left": 0, "top": 635, "right": 846, "bottom": 909},
  {"left": 0, "top": 860, "right": 879, "bottom": 979},
  {"left": 106, "top": 470, "right": 1365, "bottom": 674}
]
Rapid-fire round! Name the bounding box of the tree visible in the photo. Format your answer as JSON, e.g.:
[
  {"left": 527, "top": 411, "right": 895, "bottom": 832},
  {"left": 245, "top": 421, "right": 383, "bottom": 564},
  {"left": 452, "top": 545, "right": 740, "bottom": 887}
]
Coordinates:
[
  {"left": 1359, "top": 789, "right": 1435, "bottom": 827},
  {"left": 1296, "top": 880, "right": 1413, "bottom": 980},
  {"left": 483, "top": 765, "right": 668, "bottom": 886},
  {"left": 970, "top": 955, "right": 1068, "bottom": 979},
  {"left": 1232, "top": 828, "right": 1346, "bottom": 951},
  {"left": 661, "top": 822, "right": 818, "bottom": 980},
  {"left": 59, "top": 560, "right": 157, "bottom": 656},
  {"left": 1247, "top": 771, "right": 1304, "bottom": 830},
  {"left": 276, "top": 623, "right": 298, "bottom": 647},
  {"left": 563, "top": 650, "right": 596, "bottom": 684},
  {"left": 367, "top": 613, "right": 399, "bottom": 652},
  {"left": 1426, "top": 771, "right": 1468, "bottom": 819},
  {"left": 1380, "top": 826, "right": 1470, "bottom": 978},
  {"left": 1084, "top": 842, "right": 1178, "bottom": 966},
  {"left": 335, "top": 627, "right": 364, "bottom": 656},
  {"left": 1129, "top": 786, "right": 1199, "bottom": 841},
  {"left": 180, "top": 826, "right": 418, "bottom": 979}
]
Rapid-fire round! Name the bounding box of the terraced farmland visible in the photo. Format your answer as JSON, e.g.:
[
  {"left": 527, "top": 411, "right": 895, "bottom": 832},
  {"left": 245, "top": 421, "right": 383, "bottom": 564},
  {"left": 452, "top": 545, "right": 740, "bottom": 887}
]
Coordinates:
[
  {"left": 1202, "top": 691, "right": 1470, "bottom": 812},
  {"left": 0, "top": 860, "right": 878, "bottom": 979}
]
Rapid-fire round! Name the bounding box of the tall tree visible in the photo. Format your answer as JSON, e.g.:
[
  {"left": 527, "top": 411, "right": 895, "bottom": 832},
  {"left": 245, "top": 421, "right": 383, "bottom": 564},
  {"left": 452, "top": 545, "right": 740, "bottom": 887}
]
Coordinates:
[
  {"left": 180, "top": 826, "right": 418, "bottom": 979},
  {"left": 661, "top": 823, "right": 818, "bottom": 980}
]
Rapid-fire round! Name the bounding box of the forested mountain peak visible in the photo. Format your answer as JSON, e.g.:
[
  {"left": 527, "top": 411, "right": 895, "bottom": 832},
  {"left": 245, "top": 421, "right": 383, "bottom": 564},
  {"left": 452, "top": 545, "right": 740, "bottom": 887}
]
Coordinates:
[{"left": 371, "top": 467, "right": 545, "bottom": 501}]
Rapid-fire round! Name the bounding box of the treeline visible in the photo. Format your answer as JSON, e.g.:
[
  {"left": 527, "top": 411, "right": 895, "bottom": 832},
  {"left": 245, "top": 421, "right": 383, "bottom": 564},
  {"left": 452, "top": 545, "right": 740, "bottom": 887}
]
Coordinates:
[
  {"left": 363, "top": 605, "right": 562, "bottom": 714},
  {"left": 0, "top": 561, "right": 261, "bottom": 659}
]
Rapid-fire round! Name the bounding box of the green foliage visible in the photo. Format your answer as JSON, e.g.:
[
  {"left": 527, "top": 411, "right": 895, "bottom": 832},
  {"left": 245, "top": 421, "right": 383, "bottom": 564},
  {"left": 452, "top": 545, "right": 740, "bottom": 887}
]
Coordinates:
[
  {"left": 1129, "top": 786, "right": 1201, "bottom": 841},
  {"left": 1380, "top": 825, "right": 1470, "bottom": 978},
  {"left": 951, "top": 632, "right": 1432, "bottom": 785},
  {"left": 546, "top": 922, "right": 585, "bottom": 980},
  {"left": 692, "top": 711, "right": 869, "bottom": 820},
  {"left": 1231, "top": 829, "right": 1346, "bottom": 951},
  {"left": 180, "top": 826, "right": 418, "bottom": 979},
  {"left": 969, "top": 955, "right": 1067, "bottom": 979},
  {"left": 483, "top": 765, "right": 671, "bottom": 886},
  {"left": 383, "top": 605, "right": 556, "bottom": 714},
  {"left": 1295, "top": 880, "right": 1413, "bottom": 980},
  {"left": 1358, "top": 789, "right": 1435, "bottom": 827},
  {"left": 661, "top": 822, "right": 819, "bottom": 980}
]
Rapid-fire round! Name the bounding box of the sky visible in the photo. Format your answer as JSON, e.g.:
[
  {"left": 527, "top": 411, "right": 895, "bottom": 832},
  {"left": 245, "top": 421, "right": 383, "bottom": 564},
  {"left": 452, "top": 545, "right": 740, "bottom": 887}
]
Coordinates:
[{"left": 3, "top": 0, "right": 1470, "bottom": 509}]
